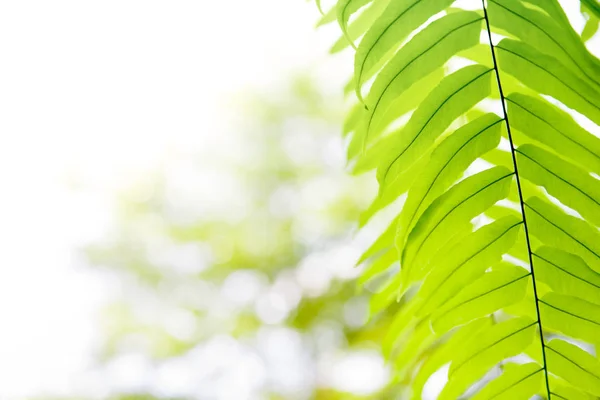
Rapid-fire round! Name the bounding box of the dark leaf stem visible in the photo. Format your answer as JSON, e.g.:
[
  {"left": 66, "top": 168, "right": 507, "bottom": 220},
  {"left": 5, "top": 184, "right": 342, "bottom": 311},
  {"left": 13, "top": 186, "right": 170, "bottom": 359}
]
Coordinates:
[{"left": 480, "top": 0, "right": 552, "bottom": 397}]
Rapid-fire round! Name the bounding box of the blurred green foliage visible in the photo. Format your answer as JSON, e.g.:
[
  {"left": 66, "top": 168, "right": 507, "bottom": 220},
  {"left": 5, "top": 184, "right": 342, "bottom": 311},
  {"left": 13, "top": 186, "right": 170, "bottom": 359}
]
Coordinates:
[{"left": 83, "top": 75, "right": 394, "bottom": 399}]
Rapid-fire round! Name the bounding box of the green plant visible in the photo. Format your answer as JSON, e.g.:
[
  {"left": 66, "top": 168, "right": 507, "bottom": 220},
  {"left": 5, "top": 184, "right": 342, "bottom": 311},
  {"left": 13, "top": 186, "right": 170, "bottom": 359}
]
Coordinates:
[{"left": 317, "top": 0, "right": 600, "bottom": 398}]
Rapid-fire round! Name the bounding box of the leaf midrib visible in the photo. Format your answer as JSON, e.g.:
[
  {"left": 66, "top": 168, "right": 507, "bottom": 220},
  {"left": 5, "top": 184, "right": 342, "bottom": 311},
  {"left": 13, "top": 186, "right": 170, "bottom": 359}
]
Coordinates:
[{"left": 481, "top": 0, "right": 551, "bottom": 395}]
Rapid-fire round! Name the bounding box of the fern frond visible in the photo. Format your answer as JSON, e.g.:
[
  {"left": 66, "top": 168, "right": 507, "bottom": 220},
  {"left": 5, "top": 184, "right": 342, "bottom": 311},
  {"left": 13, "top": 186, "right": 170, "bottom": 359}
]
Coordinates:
[{"left": 317, "top": 0, "right": 600, "bottom": 397}]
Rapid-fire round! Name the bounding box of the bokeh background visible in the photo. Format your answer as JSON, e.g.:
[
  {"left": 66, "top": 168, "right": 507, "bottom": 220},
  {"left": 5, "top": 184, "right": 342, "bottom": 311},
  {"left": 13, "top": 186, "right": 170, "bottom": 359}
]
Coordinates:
[{"left": 0, "top": 0, "right": 594, "bottom": 399}]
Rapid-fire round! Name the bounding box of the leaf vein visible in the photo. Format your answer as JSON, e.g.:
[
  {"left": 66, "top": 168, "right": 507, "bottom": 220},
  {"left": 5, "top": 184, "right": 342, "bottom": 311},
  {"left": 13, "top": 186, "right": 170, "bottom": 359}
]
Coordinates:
[
  {"left": 532, "top": 252, "right": 600, "bottom": 290},
  {"left": 496, "top": 45, "right": 600, "bottom": 114},
  {"left": 416, "top": 221, "right": 523, "bottom": 314},
  {"left": 488, "top": 368, "right": 544, "bottom": 399},
  {"left": 356, "top": 0, "right": 423, "bottom": 88},
  {"left": 403, "top": 118, "right": 504, "bottom": 242},
  {"left": 538, "top": 299, "right": 600, "bottom": 326},
  {"left": 490, "top": 0, "right": 599, "bottom": 87},
  {"left": 516, "top": 149, "right": 600, "bottom": 207},
  {"left": 524, "top": 201, "right": 600, "bottom": 262},
  {"left": 371, "top": 20, "right": 487, "bottom": 149},
  {"left": 408, "top": 171, "right": 514, "bottom": 265},
  {"left": 434, "top": 272, "right": 530, "bottom": 321},
  {"left": 546, "top": 344, "right": 600, "bottom": 381},
  {"left": 506, "top": 97, "right": 600, "bottom": 164}
]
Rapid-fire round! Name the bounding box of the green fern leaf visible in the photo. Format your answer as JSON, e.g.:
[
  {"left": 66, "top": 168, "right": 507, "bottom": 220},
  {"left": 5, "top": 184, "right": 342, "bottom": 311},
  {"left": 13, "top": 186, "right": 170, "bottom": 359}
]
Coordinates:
[
  {"left": 506, "top": 93, "right": 600, "bottom": 175},
  {"left": 395, "top": 114, "right": 503, "bottom": 251},
  {"left": 496, "top": 39, "right": 600, "bottom": 125},
  {"left": 472, "top": 362, "right": 544, "bottom": 399},
  {"left": 441, "top": 317, "right": 537, "bottom": 399},
  {"left": 539, "top": 292, "right": 600, "bottom": 345},
  {"left": 353, "top": 0, "right": 456, "bottom": 102},
  {"left": 525, "top": 196, "right": 600, "bottom": 272},
  {"left": 534, "top": 246, "right": 600, "bottom": 305},
  {"left": 431, "top": 264, "right": 530, "bottom": 334},
  {"left": 316, "top": 0, "right": 600, "bottom": 397},
  {"left": 546, "top": 339, "right": 600, "bottom": 397}
]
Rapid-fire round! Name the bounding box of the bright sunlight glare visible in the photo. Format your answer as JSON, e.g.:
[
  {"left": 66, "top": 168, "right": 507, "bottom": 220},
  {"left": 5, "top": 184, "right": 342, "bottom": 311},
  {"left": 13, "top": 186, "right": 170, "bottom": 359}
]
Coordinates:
[{"left": 0, "top": 0, "right": 348, "bottom": 397}]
